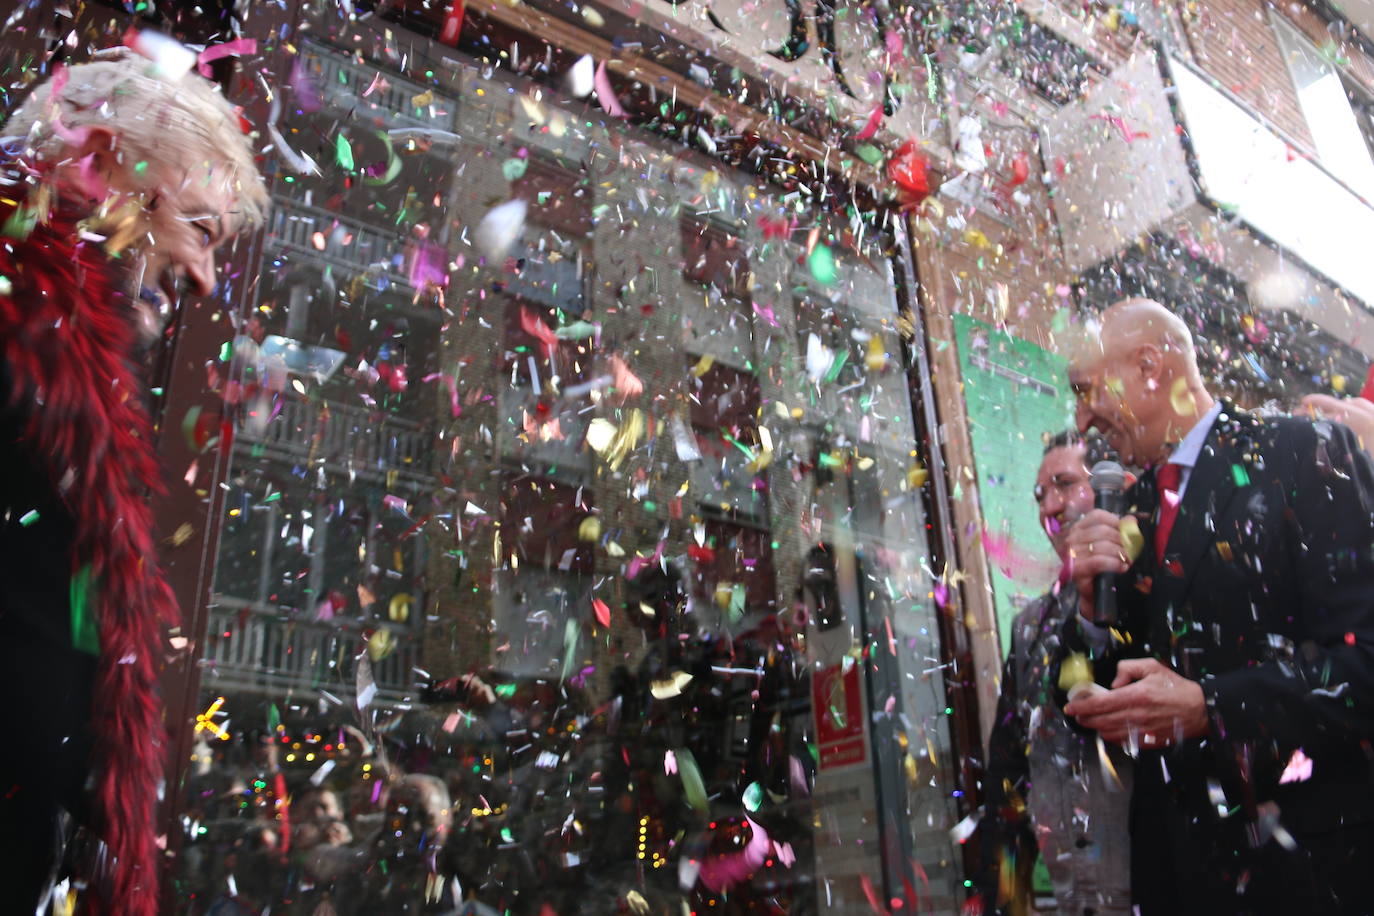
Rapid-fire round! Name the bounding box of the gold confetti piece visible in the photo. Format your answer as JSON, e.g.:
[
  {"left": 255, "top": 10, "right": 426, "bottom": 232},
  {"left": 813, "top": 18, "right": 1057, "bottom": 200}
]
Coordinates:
[
  {"left": 606, "top": 540, "right": 625, "bottom": 557},
  {"left": 864, "top": 335, "right": 888, "bottom": 371},
  {"left": 411, "top": 89, "right": 434, "bottom": 107},
  {"left": 518, "top": 93, "right": 546, "bottom": 124},
  {"left": 1097, "top": 735, "right": 1125, "bottom": 790},
  {"left": 963, "top": 228, "right": 993, "bottom": 249},
  {"left": 1119, "top": 515, "right": 1144, "bottom": 563},
  {"left": 690, "top": 354, "right": 715, "bottom": 377},
  {"left": 577, "top": 516, "right": 602, "bottom": 541},
  {"left": 774, "top": 401, "right": 791, "bottom": 418},
  {"left": 368, "top": 628, "right": 397, "bottom": 662},
  {"left": 1215, "top": 540, "right": 1234, "bottom": 562},
  {"left": 1170, "top": 377, "right": 1196, "bottom": 416},
  {"left": 580, "top": 5, "right": 605, "bottom": 25},
  {"left": 388, "top": 592, "right": 411, "bottom": 623},
  {"left": 1058, "top": 652, "right": 1094, "bottom": 694},
  {"left": 907, "top": 464, "right": 928, "bottom": 489},
  {"left": 168, "top": 522, "right": 195, "bottom": 547},
  {"left": 650, "top": 670, "right": 694, "bottom": 699},
  {"left": 585, "top": 418, "right": 618, "bottom": 453}
]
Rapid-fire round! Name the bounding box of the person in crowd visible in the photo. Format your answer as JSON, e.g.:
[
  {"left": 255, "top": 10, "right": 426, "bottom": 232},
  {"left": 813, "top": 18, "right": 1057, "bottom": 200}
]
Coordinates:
[
  {"left": 1302, "top": 391, "right": 1374, "bottom": 456},
  {"left": 974, "top": 431, "right": 1132, "bottom": 916},
  {"left": 0, "top": 52, "right": 267, "bottom": 914},
  {"left": 1062, "top": 298, "right": 1374, "bottom": 914}
]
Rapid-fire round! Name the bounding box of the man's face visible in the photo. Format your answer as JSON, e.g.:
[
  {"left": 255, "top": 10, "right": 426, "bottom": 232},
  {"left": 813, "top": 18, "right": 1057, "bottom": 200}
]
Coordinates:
[
  {"left": 1068, "top": 350, "right": 1152, "bottom": 468},
  {"left": 99, "top": 155, "right": 241, "bottom": 343},
  {"left": 1035, "top": 444, "right": 1094, "bottom": 559}
]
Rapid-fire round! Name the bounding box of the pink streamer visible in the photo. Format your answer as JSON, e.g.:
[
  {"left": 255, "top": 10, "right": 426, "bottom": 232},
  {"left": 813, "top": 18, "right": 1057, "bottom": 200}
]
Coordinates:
[
  {"left": 196, "top": 38, "right": 258, "bottom": 77},
  {"left": 855, "top": 100, "right": 884, "bottom": 141},
  {"left": 593, "top": 60, "right": 627, "bottom": 118}
]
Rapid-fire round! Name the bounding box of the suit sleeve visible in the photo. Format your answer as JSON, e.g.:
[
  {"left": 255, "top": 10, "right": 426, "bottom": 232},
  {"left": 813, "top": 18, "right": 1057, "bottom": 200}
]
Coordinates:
[
  {"left": 973, "top": 625, "right": 1037, "bottom": 913},
  {"left": 1200, "top": 419, "right": 1374, "bottom": 749}
]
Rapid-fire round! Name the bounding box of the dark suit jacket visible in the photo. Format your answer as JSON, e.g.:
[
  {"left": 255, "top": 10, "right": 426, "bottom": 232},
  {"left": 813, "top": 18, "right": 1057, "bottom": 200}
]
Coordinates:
[{"left": 1116, "top": 403, "right": 1374, "bottom": 914}]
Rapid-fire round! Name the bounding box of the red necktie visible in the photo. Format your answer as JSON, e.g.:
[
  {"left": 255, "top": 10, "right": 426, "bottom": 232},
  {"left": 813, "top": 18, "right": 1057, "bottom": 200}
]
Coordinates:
[{"left": 1154, "top": 462, "right": 1184, "bottom": 562}]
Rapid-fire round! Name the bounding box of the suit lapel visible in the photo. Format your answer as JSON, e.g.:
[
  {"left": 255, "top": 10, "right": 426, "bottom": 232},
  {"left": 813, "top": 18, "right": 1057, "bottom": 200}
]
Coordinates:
[{"left": 1155, "top": 405, "right": 1250, "bottom": 603}]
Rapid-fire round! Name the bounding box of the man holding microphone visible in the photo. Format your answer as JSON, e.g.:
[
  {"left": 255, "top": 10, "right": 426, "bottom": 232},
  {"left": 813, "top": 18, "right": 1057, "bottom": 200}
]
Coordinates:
[{"left": 1062, "top": 298, "right": 1374, "bottom": 914}]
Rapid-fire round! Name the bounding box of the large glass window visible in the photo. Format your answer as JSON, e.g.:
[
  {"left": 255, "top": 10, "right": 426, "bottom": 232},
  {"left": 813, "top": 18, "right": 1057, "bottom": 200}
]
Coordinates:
[
  {"left": 170, "top": 10, "right": 962, "bottom": 915},
  {"left": 1274, "top": 16, "right": 1374, "bottom": 200}
]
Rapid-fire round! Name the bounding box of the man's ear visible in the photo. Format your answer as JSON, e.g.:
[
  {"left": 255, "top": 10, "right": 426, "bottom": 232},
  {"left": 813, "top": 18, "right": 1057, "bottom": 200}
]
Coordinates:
[
  {"left": 69, "top": 127, "right": 120, "bottom": 203},
  {"left": 1135, "top": 342, "right": 1164, "bottom": 385}
]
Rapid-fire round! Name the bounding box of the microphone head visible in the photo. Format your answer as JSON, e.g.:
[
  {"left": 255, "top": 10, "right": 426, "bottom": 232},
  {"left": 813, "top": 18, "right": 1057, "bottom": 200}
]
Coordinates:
[{"left": 1090, "top": 460, "right": 1126, "bottom": 492}]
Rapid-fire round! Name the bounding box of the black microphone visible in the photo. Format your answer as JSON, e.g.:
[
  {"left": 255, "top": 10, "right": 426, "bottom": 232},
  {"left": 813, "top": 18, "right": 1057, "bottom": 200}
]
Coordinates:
[{"left": 1089, "top": 460, "right": 1127, "bottom": 626}]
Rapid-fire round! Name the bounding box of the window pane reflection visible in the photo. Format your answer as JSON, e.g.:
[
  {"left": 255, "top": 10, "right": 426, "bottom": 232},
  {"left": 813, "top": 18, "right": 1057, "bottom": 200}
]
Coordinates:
[{"left": 176, "top": 16, "right": 961, "bottom": 914}]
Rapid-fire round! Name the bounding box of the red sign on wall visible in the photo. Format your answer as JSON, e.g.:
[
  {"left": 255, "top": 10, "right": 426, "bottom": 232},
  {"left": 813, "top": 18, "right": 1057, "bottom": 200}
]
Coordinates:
[{"left": 813, "top": 662, "right": 866, "bottom": 770}]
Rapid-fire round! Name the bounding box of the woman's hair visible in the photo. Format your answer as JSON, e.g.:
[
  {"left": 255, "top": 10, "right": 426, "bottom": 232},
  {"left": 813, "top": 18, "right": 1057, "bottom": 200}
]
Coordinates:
[{"left": 3, "top": 51, "right": 268, "bottom": 229}]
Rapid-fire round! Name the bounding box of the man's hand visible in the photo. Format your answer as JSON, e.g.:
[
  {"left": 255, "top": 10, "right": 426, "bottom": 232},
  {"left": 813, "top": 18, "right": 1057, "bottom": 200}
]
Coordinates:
[
  {"left": 1302, "top": 393, "right": 1374, "bottom": 459},
  {"left": 1064, "top": 657, "right": 1209, "bottom": 746},
  {"left": 1064, "top": 508, "right": 1131, "bottom": 610}
]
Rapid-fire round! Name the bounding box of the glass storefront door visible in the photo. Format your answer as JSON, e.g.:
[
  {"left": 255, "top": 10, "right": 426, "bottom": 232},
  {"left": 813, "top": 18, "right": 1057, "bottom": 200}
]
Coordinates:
[{"left": 168, "top": 8, "right": 965, "bottom": 913}]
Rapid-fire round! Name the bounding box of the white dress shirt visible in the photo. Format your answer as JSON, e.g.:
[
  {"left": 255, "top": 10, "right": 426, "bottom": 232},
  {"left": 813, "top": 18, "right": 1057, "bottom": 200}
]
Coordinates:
[{"left": 1164, "top": 399, "right": 1223, "bottom": 500}]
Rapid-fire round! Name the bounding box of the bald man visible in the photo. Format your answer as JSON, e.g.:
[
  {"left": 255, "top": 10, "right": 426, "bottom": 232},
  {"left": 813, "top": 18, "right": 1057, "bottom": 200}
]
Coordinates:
[{"left": 1060, "top": 299, "right": 1374, "bottom": 914}]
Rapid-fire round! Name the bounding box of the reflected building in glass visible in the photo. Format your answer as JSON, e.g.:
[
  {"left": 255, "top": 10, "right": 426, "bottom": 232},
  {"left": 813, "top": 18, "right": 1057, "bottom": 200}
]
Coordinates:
[{"left": 173, "top": 14, "right": 964, "bottom": 914}]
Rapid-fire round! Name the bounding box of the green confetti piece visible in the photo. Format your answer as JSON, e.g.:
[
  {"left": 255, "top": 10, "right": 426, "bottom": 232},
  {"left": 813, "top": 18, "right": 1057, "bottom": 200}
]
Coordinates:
[
  {"left": 677, "top": 748, "right": 709, "bottom": 812},
  {"left": 823, "top": 347, "right": 849, "bottom": 383},
  {"left": 1, "top": 204, "right": 37, "bottom": 241},
  {"left": 18, "top": 509, "right": 39, "bottom": 527},
  {"left": 70, "top": 564, "right": 98, "bottom": 654},
  {"left": 363, "top": 131, "right": 402, "bottom": 186},
  {"left": 808, "top": 244, "right": 837, "bottom": 285},
  {"left": 1231, "top": 464, "right": 1250, "bottom": 487},
  {"left": 180, "top": 405, "right": 203, "bottom": 452},
  {"left": 729, "top": 583, "right": 746, "bottom": 620},
  {"left": 554, "top": 321, "right": 599, "bottom": 340},
  {"left": 502, "top": 157, "right": 529, "bottom": 181},
  {"left": 559, "top": 617, "right": 580, "bottom": 681},
  {"left": 853, "top": 143, "right": 883, "bottom": 166},
  {"left": 335, "top": 133, "right": 354, "bottom": 171},
  {"left": 742, "top": 781, "right": 763, "bottom": 812},
  {"left": 267, "top": 703, "right": 281, "bottom": 732},
  {"left": 500, "top": 827, "right": 514, "bottom": 843}
]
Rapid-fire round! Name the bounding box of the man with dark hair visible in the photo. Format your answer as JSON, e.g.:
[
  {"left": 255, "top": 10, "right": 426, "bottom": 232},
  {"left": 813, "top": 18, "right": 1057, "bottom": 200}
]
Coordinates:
[
  {"left": 1065, "top": 299, "right": 1374, "bottom": 914},
  {"left": 973, "top": 431, "right": 1132, "bottom": 915}
]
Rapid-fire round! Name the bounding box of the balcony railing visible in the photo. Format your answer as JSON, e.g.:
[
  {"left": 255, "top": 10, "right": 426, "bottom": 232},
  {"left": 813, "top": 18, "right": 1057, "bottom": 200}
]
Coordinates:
[
  {"left": 301, "top": 39, "right": 458, "bottom": 131},
  {"left": 496, "top": 385, "right": 592, "bottom": 474},
  {"left": 237, "top": 395, "right": 431, "bottom": 478},
  {"left": 202, "top": 597, "right": 419, "bottom": 704},
  {"left": 268, "top": 196, "right": 414, "bottom": 287}
]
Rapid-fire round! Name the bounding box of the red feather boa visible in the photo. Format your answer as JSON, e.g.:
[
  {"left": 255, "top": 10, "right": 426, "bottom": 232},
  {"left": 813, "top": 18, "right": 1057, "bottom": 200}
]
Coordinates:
[{"left": 0, "top": 200, "right": 177, "bottom": 915}]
